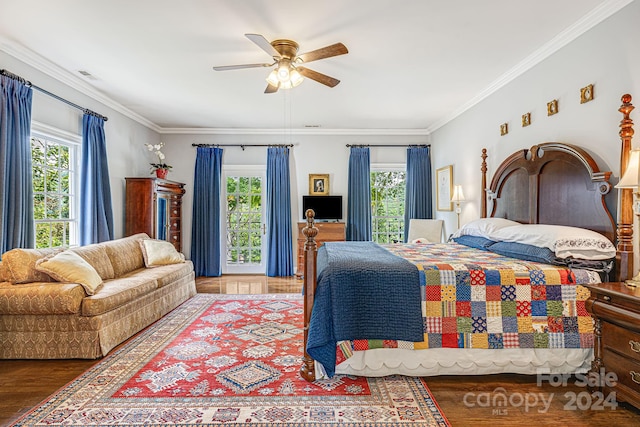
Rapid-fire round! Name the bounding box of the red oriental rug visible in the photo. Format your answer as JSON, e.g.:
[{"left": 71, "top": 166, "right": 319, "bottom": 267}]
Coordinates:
[{"left": 11, "top": 294, "right": 450, "bottom": 426}]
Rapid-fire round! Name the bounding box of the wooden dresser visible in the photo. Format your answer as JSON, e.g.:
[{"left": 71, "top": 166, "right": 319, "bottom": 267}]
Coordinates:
[
  {"left": 296, "top": 222, "right": 345, "bottom": 278},
  {"left": 125, "top": 177, "right": 186, "bottom": 252},
  {"left": 584, "top": 282, "right": 640, "bottom": 409}
]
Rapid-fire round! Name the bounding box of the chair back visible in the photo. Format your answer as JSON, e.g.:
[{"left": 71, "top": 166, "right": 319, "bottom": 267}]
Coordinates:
[{"left": 407, "top": 219, "right": 444, "bottom": 243}]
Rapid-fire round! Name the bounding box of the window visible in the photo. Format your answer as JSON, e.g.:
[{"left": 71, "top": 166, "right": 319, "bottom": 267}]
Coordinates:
[
  {"left": 371, "top": 169, "right": 406, "bottom": 243},
  {"left": 225, "top": 174, "right": 264, "bottom": 267},
  {"left": 31, "top": 134, "right": 80, "bottom": 248}
]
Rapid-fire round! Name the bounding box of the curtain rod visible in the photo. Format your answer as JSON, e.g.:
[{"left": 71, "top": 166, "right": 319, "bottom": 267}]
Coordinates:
[
  {"left": 192, "top": 143, "right": 294, "bottom": 151},
  {"left": 346, "top": 144, "right": 430, "bottom": 148},
  {"left": 1, "top": 69, "right": 108, "bottom": 121}
]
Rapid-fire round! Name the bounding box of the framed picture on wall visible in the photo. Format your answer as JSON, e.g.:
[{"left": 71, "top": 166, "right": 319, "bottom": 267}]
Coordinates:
[
  {"left": 436, "top": 165, "right": 453, "bottom": 211},
  {"left": 309, "top": 174, "right": 329, "bottom": 195}
]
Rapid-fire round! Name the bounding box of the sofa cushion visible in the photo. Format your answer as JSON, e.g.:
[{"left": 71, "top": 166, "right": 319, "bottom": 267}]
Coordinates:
[
  {"left": 0, "top": 281, "right": 85, "bottom": 315},
  {"left": 81, "top": 271, "right": 157, "bottom": 317},
  {"left": 103, "top": 234, "right": 148, "bottom": 278},
  {"left": 140, "top": 239, "right": 185, "bottom": 267},
  {"left": 136, "top": 261, "right": 194, "bottom": 288},
  {"left": 1, "top": 247, "right": 63, "bottom": 284},
  {"left": 35, "top": 251, "right": 104, "bottom": 296},
  {"left": 71, "top": 244, "right": 115, "bottom": 280}
]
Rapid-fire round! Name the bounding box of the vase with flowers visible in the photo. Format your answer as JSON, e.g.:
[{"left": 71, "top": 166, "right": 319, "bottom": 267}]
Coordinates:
[{"left": 144, "top": 142, "right": 172, "bottom": 179}]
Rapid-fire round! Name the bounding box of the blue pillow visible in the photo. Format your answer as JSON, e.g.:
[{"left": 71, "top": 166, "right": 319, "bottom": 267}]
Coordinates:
[
  {"left": 452, "top": 235, "right": 497, "bottom": 251},
  {"left": 489, "top": 241, "right": 565, "bottom": 265}
]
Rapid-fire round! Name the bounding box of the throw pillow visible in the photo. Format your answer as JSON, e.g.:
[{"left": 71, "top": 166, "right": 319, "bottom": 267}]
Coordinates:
[
  {"left": 35, "top": 251, "right": 103, "bottom": 295},
  {"left": 451, "top": 218, "right": 520, "bottom": 239},
  {"left": 140, "top": 239, "right": 185, "bottom": 267},
  {"left": 2, "top": 247, "right": 63, "bottom": 284}
]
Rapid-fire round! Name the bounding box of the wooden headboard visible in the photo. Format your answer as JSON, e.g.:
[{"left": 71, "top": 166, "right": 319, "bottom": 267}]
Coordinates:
[
  {"left": 480, "top": 95, "right": 636, "bottom": 282},
  {"left": 482, "top": 143, "right": 615, "bottom": 240}
]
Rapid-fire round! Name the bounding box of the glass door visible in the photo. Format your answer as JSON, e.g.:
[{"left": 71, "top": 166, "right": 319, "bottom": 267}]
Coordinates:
[{"left": 222, "top": 167, "right": 267, "bottom": 274}]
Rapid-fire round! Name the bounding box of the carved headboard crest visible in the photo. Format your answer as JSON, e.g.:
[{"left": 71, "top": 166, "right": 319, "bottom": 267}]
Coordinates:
[{"left": 483, "top": 142, "right": 615, "bottom": 243}]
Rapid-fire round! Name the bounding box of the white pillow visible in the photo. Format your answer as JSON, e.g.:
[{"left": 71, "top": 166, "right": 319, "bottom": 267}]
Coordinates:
[
  {"left": 35, "top": 251, "right": 103, "bottom": 295},
  {"left": 489, "top": 224, "right": 616, "bottom": 260},
  {"left": 451, "top": 218, "right": 520, "bottom": 239},
  {"left": 140, "top": 239, "right": 185, "bottom": 267},
  {"left": 411, "top": 238, "right": 430, "bottom": 244}
]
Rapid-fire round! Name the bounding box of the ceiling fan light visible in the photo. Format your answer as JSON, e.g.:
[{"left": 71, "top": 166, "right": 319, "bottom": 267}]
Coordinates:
[
  {"left": 290, "top": 69, "right": 304, "bottom": 87},
  {"left": 266, "top": 70, "right": 279, "bottom": 86},
  {"left": 276, "top": 63, "right": 290, "bottom": 82}
]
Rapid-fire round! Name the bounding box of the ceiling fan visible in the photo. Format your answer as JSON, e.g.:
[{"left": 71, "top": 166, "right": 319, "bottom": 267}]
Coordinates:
[{"left": 212, "top": 33, "right": 348, "bottom": 94}]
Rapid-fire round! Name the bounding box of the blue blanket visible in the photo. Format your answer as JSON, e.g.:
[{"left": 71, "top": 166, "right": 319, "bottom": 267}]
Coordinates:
[{"left": 306, "top": 241, "right": 423, "bottom": 377}]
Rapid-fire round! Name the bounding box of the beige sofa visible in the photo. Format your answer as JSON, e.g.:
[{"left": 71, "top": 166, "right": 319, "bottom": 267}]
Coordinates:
[{"left": 0, "top": 233, "right": 196, "bottom": 359}]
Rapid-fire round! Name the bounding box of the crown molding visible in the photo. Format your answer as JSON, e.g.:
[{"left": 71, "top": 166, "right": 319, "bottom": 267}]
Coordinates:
[
  {"left": 0, "top": 40, "right": 428, "bottom": 137},
  {"left": 159, "top": 127, "right": 430, "bottom": 136},
  {"left": 0, "top": 37, "right": 161, "bottom": 132},
  {"left": 426, "top": 0, "right": 634, "bottom": 133}
]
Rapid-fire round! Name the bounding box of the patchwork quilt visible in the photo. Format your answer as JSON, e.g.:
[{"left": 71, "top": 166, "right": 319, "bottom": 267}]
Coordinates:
[{"left": 335, "top": 242, "right": 599, "bottom": 366}]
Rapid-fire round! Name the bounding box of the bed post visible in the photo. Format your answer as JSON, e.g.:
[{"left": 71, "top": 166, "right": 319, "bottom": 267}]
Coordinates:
[
  {"left": 300, "top": 209, "right": 318, "bottom": 382},
  {"left": 616, "top": 94, "right": 635, "bottom": 282},
  {"left": 481, "top": 148, "right": 488, "bottom": 218}
]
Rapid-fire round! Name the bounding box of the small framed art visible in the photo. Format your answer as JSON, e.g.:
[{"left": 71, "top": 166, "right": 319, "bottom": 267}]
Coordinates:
[
  {"left": 436, "top": 165, "right": 453, "bottom": 211},
  {"left": 547, "top": 99, "right": 558, "bottom": 116},
  {"left": 309, "top": 174, "right": 329, "bottom": 195},
  {"left": 522, "top": 112, "right": 531, "bottom": 127},
  {"left": 500, "top": 123, "right": 509, "bottom": 136},
  {"left": 581, "top": 84, "right": 594, "bottom": 104}
]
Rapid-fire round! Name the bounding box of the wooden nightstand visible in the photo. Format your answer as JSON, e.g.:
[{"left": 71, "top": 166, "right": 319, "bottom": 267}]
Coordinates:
[
  {"left": 584, "top": 282, "right": 640, "bottom": 409},
  {"left": 296, "top": 222, "right": 345, "bottom": 278}
]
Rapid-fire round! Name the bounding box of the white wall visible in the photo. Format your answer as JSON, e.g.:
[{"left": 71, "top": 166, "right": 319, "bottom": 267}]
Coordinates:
[
  {"left": 160, "top": 133, "right": 427, "bottom": 258},
  {"left": 430, "top": 0, "right": 640, "bottom": 258},
  {"left": 1, "top": 52, "right": 161, "bottom": 239}
]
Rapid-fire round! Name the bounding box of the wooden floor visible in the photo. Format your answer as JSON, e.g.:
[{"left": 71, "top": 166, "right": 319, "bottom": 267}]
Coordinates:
[{"left": 1, "top": 275, "right": 640, "bottom": 426}]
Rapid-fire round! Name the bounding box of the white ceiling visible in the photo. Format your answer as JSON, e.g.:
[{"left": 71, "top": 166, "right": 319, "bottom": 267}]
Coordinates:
[{"left": 0, "top": 0, "right": 628, "bottom": 133}]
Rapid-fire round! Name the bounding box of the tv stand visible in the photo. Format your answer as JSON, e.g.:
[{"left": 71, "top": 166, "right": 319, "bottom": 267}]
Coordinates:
[{"left": 296, "top": 221, "right": 345, "bottom": 278}]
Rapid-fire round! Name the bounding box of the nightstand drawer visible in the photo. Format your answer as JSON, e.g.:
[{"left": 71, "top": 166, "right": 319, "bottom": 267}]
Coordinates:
[
  {"left": 603, "top": 349, "right": 640, "bottom": 394},
  {"left": 603, "top": 321, "right": 640, "bottom": 362}
]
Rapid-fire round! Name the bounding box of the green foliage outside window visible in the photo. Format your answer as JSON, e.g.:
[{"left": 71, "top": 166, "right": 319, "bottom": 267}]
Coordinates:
[
  {"left": 371, "top": 171, "right": 406, "bottom": 243},
  {"left": 31, "top": 136, "right": 76, "bottom": 249},
  {"left": 226, "top": 176, "right": 263, "bottom": 264}
]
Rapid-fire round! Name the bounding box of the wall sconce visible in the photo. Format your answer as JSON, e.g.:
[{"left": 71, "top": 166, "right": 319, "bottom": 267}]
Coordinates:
[{"left": 451, "top": 185, "right": 465, "bottom": 229}]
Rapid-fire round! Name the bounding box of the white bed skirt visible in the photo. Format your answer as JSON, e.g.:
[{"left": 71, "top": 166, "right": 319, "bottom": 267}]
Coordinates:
[{"left": 316, "top": 348, "right": 593, "bottom": 378}]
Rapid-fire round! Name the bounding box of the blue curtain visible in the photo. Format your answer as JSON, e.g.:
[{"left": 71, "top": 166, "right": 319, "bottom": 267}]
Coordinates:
[
  {"left": 80, "top": 114, "right": 114, "bottom": 245},
  {"left": 346, "top": 147, "right": 372, "bottom": 241},
  {"left": 266, "top": 146, "right": 294, "bottom": 276},
  {"left": 404, "top": 146, "right": 432, "bottom": 242},
  {"left": 191, "top": 147, "right": 223, "bottom": 276},
  {"left": 0, "top": 75, "right": 34, "bottom": 252}
]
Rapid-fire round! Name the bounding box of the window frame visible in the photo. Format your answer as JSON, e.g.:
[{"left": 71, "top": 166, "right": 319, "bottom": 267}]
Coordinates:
[
  {"left": 370, "top": 163, "right": 406, "bottom": 244},
  {"left": 31, "top": 124, "right": 81, "bottom": 248}
]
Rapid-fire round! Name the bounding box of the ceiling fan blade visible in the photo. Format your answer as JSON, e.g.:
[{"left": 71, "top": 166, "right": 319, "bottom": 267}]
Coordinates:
[
  {"left": 297, "top": 43, "right": 348, "bottom": 63},
  {"left": 245, "top": 33, "right": 281, "bottom": 58},
  {"left": 213, "top": 62, "right": 274, "bottom": 71},
  {"left": 264, "top": 82, "right": 279, "bottom": 94},
  {"left": 297, "top": 67, "right": 340, "bottom": 87}
]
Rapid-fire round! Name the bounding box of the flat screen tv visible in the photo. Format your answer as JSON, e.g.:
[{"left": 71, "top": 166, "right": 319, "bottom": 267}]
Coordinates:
[{"left": 302, "top": 195, "right": 342, "bottom": 221}]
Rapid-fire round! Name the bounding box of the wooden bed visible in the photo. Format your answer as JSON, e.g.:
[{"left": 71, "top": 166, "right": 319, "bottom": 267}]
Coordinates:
[{"left": 299, "top": 95, "right": 636, "bottom": 382}]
